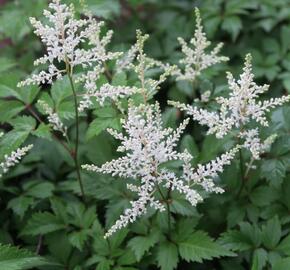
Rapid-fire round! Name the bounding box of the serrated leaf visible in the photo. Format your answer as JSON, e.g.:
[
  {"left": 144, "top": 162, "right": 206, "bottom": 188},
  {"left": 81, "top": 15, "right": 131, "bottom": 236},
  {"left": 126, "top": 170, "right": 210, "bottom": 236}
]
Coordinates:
[
  {"left": 250, "top": 186, "right": 279, "bottom": 207},
  {"left": 0, "top": 58, "right": 16, "bottom": 73},
  {"left": 32, "top": 123, "right": 52, "bottom": 140},
  {"left": 117, "top": 249, "right": 137, "bottom": 266},
  {"left": 0, "top": 244, "right": 46, "bottom": 270},
  {"left": 277, "top": 234, "right": 290, "bottom": 256},
  {"left": 178, "top": 231, "right": 233, "bottom": 263},
  {"left": 21, "top": 212, "right": 66, "bottom": 236},
  {"left": 262, "top": 216, "right": 281, "bottom": 249},
  {"left": 218, "top": 230, "right": 252, "bottom": 252},
  {"left": 157, "top": 242, "right": 178, "bottom": 270},
  {"left": 128, "top": 230, "right": 159, "bottom": 261},
  {"left": 51, "top": 77, "right": 72, "bottom": 106},
  {"left": 25, "top": 182, "right": 55, "bottom": 199},
  {"left": 221, "top": 16, "right": 242, "bottom": 40},
  {"left": 261, "top": 159, "right": 286, "bottom": 187},
  {"left": 251, "top": 248, "right": 268, "bottom": 270},
  {"left": 7, "top": 196, "right": 34, "bottom": 219},
  {"left": 86, "top": 117, "right": 121, "bottom": 140},
  {"left": 273, "top": 257, "right": 290, "bottom": 270},
  {"left": 68, "top": 230, "right": 89, "bottom": 250},
  {"left": 96, "top": 258, "right": 113, "bottom": 270},
  {"left": 0, "top": 101, "right": 25, "bottom": 123}
]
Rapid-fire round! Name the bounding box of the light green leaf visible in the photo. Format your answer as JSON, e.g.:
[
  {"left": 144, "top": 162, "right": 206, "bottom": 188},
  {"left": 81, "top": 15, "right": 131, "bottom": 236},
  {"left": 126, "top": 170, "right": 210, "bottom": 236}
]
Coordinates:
[
  {"left": 157, "top": 242, "right": 178, "bottom": 270},
  {"left": 273, "top": 257, "right": 290, "bottom": 270},
  {"left": 86, "top": 117, "right": 121, "bottom": 140},
  {"left": 251, "top": 248, "right": 268, "bottom": 270},
  {"left": 128, "top": 230, "right": 159, "bottom": 261},
  {"left": 0, "top": 244, "right": 46, "bottom": 270},
  {"left": 262, "top": 216, "right": 281, "bottom": 249},
  {"left": 0, "top": 101, "right": 25, "bottom": 123},
  {"left": 0, "top": 58, "right": 16, "bottom": 73},
  {"left": 178, "top": 231, "right": 234, "bottom": 263},
  {"left": 32, "top": 123, "right": 52, "bottom": 140},
  {"left": 21, "top": 212, "right": 66, "bottom": 236},
  {"left": 277, "top": 234, "right": 290, "bottom": 256}
]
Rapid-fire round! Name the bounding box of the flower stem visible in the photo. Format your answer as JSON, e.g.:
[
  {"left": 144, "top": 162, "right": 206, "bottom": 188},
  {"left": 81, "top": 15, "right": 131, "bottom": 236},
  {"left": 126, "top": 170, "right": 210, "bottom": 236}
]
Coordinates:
[{"left": 67, "top": 72, "right": 86, "bottom": 203}]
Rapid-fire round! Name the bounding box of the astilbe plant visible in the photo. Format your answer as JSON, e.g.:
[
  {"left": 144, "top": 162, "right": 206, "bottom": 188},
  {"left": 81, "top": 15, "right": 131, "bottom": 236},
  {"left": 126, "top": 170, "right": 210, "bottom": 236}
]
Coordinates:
[
  {"left": 5, "top": 0, "right": 289, "bottom": 269},
  {"left": 83, "top": 103, "right": 239, "bottom": 237}
]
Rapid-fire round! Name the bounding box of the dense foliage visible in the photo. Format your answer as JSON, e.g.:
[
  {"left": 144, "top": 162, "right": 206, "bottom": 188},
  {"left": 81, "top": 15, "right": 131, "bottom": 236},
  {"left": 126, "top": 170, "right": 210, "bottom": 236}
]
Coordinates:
[{"left": 1, "top": 1, "right": 290, "bottom": 270}]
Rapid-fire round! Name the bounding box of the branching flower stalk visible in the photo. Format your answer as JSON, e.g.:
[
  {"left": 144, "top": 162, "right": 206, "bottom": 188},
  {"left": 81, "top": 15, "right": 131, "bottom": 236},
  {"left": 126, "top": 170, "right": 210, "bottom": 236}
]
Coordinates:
[
  {"left": 83, "top": 103, "right": 239, "bottom": 238},
  {"left": 66, "top": 59, "right": 86, "bottom": 203},
  {"left": 18, "top": 0, "right": 121, "bottom": 202}
]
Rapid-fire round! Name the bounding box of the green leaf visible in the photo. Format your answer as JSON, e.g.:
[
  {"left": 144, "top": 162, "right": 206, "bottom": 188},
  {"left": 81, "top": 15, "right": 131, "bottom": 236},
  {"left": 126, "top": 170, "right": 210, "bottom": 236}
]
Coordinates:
[
  {"left": 157, "top": 242, "right": 178, "bottom": 270},
  {"left": 261, "top": 159, "right": 286, "bottom": 187},
  {"left": 32, "top": 123, "right": 52, "bottom": 140},
  {"left": 86, "top": 117, "right": 121, "bottom": 140},
  {"left": 250, "top": 186, "right": 279, "bottom": 207},
  {"left": 68, "top": 230, "right": 89, "bottom": 250},
  {"left": 262, "top": 216, "right": 281, "bottom": 249},
  {"left": 180, "top": 135, "right": 199, "bottom": 163},
  {"left": 251, "top": 248, "right": 268, "bottom": 270},
  {"left": 0, "top": 244, "right": 46, "bottom": 270},
  {"left": 51, "top": 77, "right": 72, "bottom": 106},
  {"left": 7, "top": 196, "right": 34, "bottom": 219},
  {"left": 178, "top": 231, "right": 233, "bottom": 263},
  {"left": 117, "top": 249, "right": 137, "bottom": 266},
  {"left": 96, "top": 258, "right": 113, "bottom": 270},
  {"left": 0, "top": 58, "right": 16, "bottom": 73},
  {"left": 128, "top": 230, "right": 159, "bottom": 261},
  {"left": 21, "top": 212, "right": 66, "bottom": 236},
  {"left": 0, "top": 101, "right": 25, "bottom": 123},
  {"left": 25, "top": 181, "right": 55, "bottom": 199},
  {"left": 281, "top": 26, "right": 290, "bottom": 54},
  {"left": 273, "top": 257, "right": 290, "bottom": 270},
  {"left": 8, "top": 116, "right": 36, "bottom": 132},
  {"left": 221, "top": 16, "right": 242, "bottom": 40},
  {"left": 277, "top": 234, "right": 290, "bottom": 256},
  {"left": 218, "top": 230, "right": 252, "bottom": 252}
]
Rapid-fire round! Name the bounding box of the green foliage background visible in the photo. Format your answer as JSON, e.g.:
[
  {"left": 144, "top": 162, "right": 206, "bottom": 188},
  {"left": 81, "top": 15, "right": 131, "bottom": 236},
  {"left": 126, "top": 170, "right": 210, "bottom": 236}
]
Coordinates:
[{"left": 1, "top": 0, "right": 290, "bottom": 269}]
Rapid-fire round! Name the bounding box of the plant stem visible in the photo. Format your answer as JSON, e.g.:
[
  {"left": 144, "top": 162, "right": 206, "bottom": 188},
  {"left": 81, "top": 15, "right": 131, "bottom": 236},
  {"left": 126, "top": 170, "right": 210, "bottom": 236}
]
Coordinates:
[
  {"left": 156, "top": 184, "right": 171, "bottom": 233},
  {"left": 237, "top": 147, "right": 246, "bottom": 197},
  {"left": 67, "top": 72, "right": 86, "bottom": 203},
  {"left": 26, "top": 104, "right": 72, "bottom": 154}
]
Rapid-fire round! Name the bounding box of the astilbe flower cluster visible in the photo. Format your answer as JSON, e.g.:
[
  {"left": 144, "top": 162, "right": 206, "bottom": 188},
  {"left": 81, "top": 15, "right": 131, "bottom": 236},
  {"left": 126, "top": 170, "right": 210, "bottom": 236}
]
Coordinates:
[
  {"left": 0, "top": 144, "right": 33, "bottom": 178},
  {"left": 15, "top": 0, "right": 289, "bottom": 239},
  {"left": 174, "top": 8, "right": 228, "bottom": 82},
  {"left": 38, "top": 100, "right": 67, "bottom": 137},
  {"left": 170, "top": 54, "right": 290, "bottom": 159},
  {"left": 116, "top": 30, "right": 177, "bottom": 100},
  {"left": 83, "top": 103, "right": 239, "bottom": 238},
  {"left": 17, "top": 0, "right": 119, "bottom": 87}
]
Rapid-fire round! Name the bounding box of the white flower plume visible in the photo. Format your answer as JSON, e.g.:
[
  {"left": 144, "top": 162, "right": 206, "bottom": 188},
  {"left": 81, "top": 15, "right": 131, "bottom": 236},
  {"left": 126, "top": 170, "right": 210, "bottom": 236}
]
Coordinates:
[
  {"left": 174, "top": 8, "right": 228, "bottom": 82},
  {"left": 38, "top": 100, "right": 67, "bottom": 137},
  {"left": 171, "top": 54, "right": 290, "bottom": 137},
  {"left": 116, "top": 30, "right": 177, "bottom": 101},
  {"left": 18, "top": 0, "right": 120, "bottom": 87},
  {"left": 170, "top": 53, "right": 289, "bottom": 159},
  {"left": 0, "top": 145, "right": 33, "bottom": 178},
  {"left": 82, "top": 103, "right": 238, "bottom": 237}
]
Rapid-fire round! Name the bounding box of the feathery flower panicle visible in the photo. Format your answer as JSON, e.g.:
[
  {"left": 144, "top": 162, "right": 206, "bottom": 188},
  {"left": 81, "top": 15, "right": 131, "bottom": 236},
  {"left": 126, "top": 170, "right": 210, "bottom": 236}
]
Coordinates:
[
  {"left": 174, "top": 8, "right": 228, "bottom": 82},
  {"left": 116, "top": 30, "right": 177, "bottom": 101},
  {"left": 18, "top": 0, "right": 120, "bottom": 87},
  {"left": 239, "top": 129, "right": 277, "bottom": 160},
  {"left": 0, "top": 145, "right": 33, "bottom": 178},
  {"left": 82, "top": 103, "right": 238, "bottom": 237},
  {"left": 170, "top": 54, "right": 289, "bottom": 159},
  {"left": 77, "top": 63, "right": 142, "bottom": 111},
  {"left": 38, "top": 100, "right": 67, "bottom": 136},
  {"left": 170, "top": 54, "right": 290, "bottom": 135}
]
